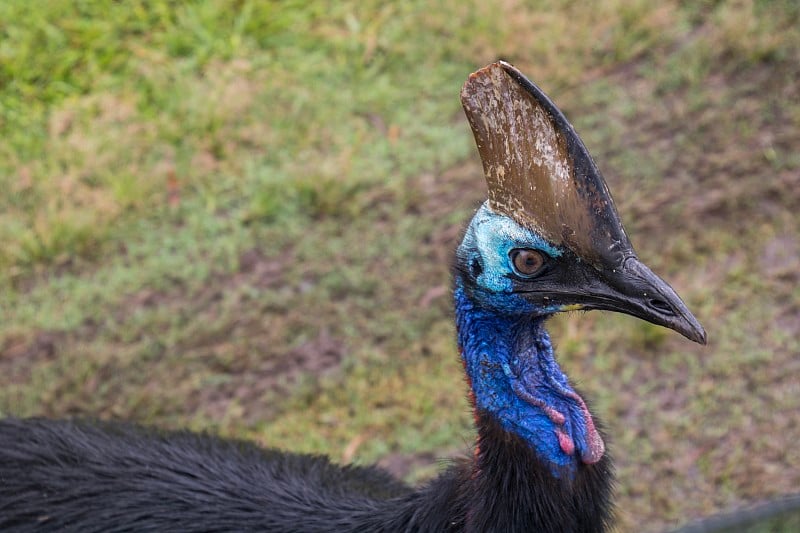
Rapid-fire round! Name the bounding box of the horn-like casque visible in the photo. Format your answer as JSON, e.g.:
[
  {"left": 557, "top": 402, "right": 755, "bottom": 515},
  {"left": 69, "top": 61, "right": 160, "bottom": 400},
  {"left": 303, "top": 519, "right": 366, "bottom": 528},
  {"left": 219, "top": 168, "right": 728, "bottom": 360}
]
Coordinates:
[{"left": 461, "top": 61, "right": 633, "bottom": 269}]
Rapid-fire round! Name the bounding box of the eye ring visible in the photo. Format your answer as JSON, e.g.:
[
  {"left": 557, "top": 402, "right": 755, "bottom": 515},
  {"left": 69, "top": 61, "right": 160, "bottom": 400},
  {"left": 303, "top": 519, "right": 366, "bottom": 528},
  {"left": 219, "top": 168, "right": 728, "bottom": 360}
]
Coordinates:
[{"left": 510, "top": 248, "right": 546, "bottom": 277}]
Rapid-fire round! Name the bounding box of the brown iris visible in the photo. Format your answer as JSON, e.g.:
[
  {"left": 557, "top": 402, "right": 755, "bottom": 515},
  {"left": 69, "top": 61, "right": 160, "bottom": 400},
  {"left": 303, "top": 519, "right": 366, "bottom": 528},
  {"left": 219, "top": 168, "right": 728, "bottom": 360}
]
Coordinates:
[{"left": 510, "top": 249, "right": 545, "bottom": 276}]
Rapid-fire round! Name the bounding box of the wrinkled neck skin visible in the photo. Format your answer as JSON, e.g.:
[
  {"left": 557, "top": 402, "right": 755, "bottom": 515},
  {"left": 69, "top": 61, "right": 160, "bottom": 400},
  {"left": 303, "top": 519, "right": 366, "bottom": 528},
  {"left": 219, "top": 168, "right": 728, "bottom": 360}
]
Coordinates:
[{"left": 454, "top": 279, "right": 604, "bottom": 477}]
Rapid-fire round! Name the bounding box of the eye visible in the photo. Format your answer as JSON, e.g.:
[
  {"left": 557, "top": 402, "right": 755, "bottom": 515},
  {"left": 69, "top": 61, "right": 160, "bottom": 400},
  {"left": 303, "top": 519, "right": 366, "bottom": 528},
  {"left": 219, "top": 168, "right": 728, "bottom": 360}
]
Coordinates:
[{"left": 510, "top": 248, "right": 545, "bottom": 277}]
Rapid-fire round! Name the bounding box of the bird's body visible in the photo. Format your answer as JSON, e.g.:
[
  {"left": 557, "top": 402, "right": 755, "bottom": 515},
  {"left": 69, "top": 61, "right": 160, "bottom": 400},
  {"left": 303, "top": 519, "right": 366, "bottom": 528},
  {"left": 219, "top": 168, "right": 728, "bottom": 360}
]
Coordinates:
[
  {"left": 0, "top": 411, "right": 610, "bottom": 531},
  {"left": 0, "top": 62, "right": 704, "bottom": 532}
]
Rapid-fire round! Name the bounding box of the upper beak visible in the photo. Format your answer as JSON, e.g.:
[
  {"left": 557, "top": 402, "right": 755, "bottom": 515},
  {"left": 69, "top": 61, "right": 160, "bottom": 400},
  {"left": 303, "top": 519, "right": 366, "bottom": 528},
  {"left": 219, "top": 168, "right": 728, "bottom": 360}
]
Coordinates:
[{"left": 584, "top": 257, "right": 707, "bottom": 345}]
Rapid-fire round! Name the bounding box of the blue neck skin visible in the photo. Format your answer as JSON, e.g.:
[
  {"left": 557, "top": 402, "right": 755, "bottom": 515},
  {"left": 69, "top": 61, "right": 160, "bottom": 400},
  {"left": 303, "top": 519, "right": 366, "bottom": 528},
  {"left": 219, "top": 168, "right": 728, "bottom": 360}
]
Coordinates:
[{"left": 454, "top": 279, "right": 604, "bottom": 476}]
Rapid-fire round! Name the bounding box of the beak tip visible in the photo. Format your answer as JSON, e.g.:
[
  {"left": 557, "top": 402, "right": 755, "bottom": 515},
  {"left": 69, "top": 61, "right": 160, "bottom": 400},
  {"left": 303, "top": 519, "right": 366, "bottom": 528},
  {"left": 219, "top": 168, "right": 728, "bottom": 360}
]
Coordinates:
[
  {"left": 695, "top": 327, "right": 708, "bottom": 346},
  {"left": 682, "top": 319, "right": 707, "bottom": 345}
]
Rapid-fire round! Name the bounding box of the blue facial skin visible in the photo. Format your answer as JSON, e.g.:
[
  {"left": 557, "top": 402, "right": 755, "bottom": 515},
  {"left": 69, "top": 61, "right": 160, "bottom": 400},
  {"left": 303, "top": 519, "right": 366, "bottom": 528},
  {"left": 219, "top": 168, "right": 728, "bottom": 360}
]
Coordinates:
[{"left": 455, "top": 203, "right": 596, "bottom": 475}]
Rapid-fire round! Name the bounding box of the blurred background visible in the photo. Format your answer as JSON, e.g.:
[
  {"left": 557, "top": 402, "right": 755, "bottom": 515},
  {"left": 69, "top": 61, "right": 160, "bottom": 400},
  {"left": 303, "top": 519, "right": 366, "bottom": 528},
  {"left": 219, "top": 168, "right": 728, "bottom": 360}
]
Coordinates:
[{"left": 1, "top": 1, "right": 798, "bottom": 530}]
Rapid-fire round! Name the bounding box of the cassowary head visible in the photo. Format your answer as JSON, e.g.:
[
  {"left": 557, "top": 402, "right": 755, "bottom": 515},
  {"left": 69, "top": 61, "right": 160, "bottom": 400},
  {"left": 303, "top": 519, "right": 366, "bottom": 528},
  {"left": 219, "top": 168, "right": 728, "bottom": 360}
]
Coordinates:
[{"left": 457, "top": 62, "right": 706, "bottom": 345}]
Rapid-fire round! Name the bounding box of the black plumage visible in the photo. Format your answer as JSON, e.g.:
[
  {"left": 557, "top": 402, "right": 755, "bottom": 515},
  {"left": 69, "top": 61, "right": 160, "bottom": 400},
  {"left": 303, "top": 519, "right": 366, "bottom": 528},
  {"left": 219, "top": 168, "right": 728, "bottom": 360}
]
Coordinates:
[{"left": 0, "top": 415, "right": 612, "bottom": 532}]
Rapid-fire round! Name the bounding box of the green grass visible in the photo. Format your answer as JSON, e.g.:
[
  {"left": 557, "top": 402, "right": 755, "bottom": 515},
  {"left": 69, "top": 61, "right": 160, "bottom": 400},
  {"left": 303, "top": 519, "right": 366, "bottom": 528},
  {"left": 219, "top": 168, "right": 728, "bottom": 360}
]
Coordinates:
[{"left": 1, "top": 1, "right": 799, "bottom": 531}]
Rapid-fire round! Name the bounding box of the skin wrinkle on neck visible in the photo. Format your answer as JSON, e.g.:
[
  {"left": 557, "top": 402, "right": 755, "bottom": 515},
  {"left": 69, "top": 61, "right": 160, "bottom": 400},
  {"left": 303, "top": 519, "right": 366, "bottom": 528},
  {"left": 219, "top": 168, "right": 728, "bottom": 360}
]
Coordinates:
[{"left": 454, "top": 279, "right": 603, "bottom": 475}]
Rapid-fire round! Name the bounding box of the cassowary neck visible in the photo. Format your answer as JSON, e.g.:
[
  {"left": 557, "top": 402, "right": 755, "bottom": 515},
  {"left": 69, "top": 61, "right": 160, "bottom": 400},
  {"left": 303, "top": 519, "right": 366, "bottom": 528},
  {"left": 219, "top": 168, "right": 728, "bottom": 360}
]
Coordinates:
[
  {"left": 454, "top": 281, "right": 604, "bottom": 472},
  {"left": 454, "top": 280, "right": 614, "bottom": 531}
]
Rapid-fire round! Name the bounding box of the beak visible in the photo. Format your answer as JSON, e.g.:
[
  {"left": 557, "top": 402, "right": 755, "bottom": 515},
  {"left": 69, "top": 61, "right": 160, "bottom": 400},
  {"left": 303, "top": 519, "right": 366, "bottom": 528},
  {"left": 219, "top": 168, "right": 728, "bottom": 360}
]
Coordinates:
[
  {"left": 518, "top": 253, "right": 706, "bottom": 344},
  {"left": 581, "top": 257, "right": 707, "bottom": 345}
]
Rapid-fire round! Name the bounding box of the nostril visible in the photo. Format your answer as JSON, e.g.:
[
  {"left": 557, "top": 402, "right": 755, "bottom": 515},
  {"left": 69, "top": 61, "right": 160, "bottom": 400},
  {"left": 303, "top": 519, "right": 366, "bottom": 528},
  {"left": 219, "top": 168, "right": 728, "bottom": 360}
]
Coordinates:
[{"left": 649, "top": 298, "right": 674, "bottom": 315}]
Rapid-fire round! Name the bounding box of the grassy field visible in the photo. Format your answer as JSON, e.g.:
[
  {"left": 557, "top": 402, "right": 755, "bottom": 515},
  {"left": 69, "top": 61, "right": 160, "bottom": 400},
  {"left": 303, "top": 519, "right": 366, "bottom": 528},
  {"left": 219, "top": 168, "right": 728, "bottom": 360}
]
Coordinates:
[{"left": 1, "top": 1, "right": 798, "bottom": 530}]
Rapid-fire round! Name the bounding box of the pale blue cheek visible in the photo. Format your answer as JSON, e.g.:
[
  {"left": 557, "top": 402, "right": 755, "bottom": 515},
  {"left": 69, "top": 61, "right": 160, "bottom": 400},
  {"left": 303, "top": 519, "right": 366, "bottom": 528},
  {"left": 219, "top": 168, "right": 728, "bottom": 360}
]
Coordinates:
[
  {"left": 460, "top": 204, "right": 564, "bottom": 315},
  {"left": 476, "top": 268, "right": 512, "bottom": 293}
]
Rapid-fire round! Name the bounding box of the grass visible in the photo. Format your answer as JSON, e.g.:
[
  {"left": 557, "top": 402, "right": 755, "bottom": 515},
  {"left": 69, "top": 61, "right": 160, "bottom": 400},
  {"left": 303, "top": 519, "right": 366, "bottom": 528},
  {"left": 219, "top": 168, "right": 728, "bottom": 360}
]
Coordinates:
[{"left": 1, "top": 1, "right": 799, "bottom": 531}]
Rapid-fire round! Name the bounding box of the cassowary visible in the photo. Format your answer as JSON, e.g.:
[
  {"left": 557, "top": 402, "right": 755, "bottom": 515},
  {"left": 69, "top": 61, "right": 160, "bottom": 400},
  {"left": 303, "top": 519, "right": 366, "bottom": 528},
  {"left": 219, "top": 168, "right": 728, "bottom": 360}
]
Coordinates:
[{"left": 0, "top": 62, "right": 705, "bottom": 532}]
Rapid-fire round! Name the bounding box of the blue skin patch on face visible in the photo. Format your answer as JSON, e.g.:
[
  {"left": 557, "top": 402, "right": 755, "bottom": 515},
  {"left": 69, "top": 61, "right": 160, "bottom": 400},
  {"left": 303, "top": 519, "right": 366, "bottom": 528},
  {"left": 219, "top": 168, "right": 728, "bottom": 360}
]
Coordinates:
[
  {"left": 457, "top": 203, "right": 563, "bottom": 315},
  {"left": 455, "top": 203, "right": 602, "bottom": 475}
]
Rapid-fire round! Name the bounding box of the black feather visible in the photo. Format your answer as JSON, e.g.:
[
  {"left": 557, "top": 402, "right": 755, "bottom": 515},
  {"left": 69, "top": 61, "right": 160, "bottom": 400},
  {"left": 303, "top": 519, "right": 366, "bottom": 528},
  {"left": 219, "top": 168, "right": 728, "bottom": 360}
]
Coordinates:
[
  {"left": 464, "top": 412, "right": 613, "bottom": 532},
  {"left": 0, "top": 414, "right": 612, "bottom": 532}
]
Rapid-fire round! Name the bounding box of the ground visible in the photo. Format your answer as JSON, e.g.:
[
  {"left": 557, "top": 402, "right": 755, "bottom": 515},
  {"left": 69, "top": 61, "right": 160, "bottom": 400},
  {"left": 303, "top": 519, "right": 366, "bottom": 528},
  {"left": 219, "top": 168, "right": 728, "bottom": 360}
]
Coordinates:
[{"left": 1, "top": 1, "right": 799, "bottom": 531}]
